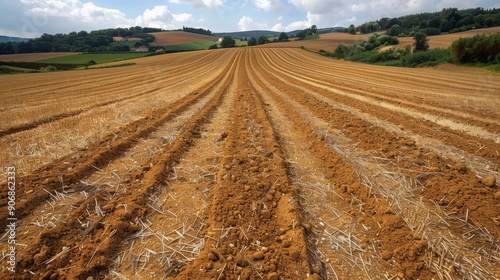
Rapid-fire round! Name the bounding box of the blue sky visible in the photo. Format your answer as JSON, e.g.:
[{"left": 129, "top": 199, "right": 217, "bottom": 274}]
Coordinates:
[{"left": 1, "top": 0, "right": 498, "bottom": 38}]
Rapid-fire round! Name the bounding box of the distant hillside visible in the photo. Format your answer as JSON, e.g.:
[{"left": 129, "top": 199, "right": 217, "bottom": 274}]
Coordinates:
[
  {"left": 354, "top": 7, "right": 500, "bottom": 35},
  {"left": 215, "top": 30, "right": 284, "bottom": 39},
  {"left": 148, "top": 31, "right": 218, "bottom": 46},
  {"left": 215, "top": 27, "right": 349, "bottom": 39},
  {"left": 0, "top": 35, "right": 29, "bottom": 43}
]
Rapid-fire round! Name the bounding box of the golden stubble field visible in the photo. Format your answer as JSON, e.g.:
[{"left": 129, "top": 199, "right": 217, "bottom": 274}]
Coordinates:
[{"left": 0, "top": 48, "right": 499, "bottom": 280}]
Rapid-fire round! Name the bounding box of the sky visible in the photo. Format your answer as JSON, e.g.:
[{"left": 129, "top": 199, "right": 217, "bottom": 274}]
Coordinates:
[{"left": 0, "top": 0, "right": 498, "bottom": 38}]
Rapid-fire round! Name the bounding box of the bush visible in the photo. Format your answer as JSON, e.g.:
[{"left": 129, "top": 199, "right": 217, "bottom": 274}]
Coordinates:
[
  {"left": 247, "top": 37, "right": 257, "bottom": 46},
  {"left": 85, "top": 60, "right": 97, "bottom": 66},
  {"left": 220, "top": 36, "right": 235, "bottom": 48},
  {"left": 402, "top": 48, "right": 451, "bottom": 67},
  {"left": 41, "top": 65, "right": 58, "bottom": 71},
  {"left": 451, "top": 34, "right": 500, "bottom": 64},
  {"left": 424, "top": 27, "right": 441, "bottom": 36},
  {"left": 208, "top": 44, "right": 218, "bottom": 50}
]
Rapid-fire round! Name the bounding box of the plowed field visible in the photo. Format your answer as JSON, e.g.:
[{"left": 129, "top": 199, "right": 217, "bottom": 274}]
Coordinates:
[{"left": 1, "top": 48, "right": 499, "bottom": 280}]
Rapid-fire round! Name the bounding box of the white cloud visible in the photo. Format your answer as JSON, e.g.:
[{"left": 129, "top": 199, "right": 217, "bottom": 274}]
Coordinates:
[
  {"left": 271, "top": 23, "right": 284, "bottom": 31},
  {"left": 134, "top": 6, "right": 194, "bottom": 29},
  {"left": 288, "top": 0, "right": 344, "bottom": 14},
  {"left": 21, "top": 0, "right": 132, "bottom": 24},
  {"left": 15, "top": 1, "right": 194, "bottom": 36},
  {"left": 238, "top": 16, "right": 268, "bottom": 31},
  {"left": 251, "top": 0, "right": 288, "bottom": 12},
  {"left": 169, "top": 0, "right": 226, "bottom": 9},
  {"left": 349, "top": 3, "right": 367, "bottom": 12}
]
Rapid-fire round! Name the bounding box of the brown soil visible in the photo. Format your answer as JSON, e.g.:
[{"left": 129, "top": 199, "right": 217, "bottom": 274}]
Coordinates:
[{"left": 0, "top": 47, "right": 499, "bottom": 280}]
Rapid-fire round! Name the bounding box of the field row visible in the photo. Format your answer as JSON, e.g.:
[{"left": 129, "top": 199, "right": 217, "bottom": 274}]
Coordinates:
[{"left": 0, "top": 48, "right": 499, "bottom": 279}]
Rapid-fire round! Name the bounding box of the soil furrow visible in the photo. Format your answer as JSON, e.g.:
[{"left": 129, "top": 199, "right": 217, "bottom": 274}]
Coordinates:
[
  {"left": 0, "top": 51, "right": 228, "bottom": 133},
  {"left": 254, "top": 48, "right": 500, "bottom": 278},
  {"left": 259, "top": 49, "right": 500, "bottom": 163},
  {"left": 3, "top": 49, "right": 241, "bottom": 280},
  {"left": 261, "top": 49, "right": 500, "bottom": 143},
  {"left": 107, "top": 49, "right": 241, "bottom": 280},
  {"left": 0, "top": 76, "right": 221, "bottom": 278},
  {"left": 0, "top": 52, "right": 236, "bottom": 231},
  {"left": 1, "top": 47, "right": 498, "bottom": 280},
  {"left": 175, "top": 49, "right": 312, "bottom": 280},
  {"left": 249, "top": 49, "right": 436, "bottom": 279},
  {"left": 259, "top": 48, "right": 500, "bottom": 237}
]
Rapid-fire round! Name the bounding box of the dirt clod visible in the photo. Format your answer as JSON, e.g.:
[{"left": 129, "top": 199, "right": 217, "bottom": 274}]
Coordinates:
[{"left": 481, "top": 176, "right": 496, "bottom": 187}]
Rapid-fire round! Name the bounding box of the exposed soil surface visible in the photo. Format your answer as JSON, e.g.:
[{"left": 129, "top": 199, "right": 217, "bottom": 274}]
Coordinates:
[{"left": 0, "top": 48, "right": 499, "bottom": 280}]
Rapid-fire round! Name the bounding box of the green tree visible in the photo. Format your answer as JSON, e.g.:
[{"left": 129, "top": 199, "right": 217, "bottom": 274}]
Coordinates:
[
  {"left": 413, "top": 32, "right": 429, "bottom": 52},
  {"left": 387, "top": 24, "right": 402, "bottom": 36},
  {"left": 247, "top": 37, "right": 257, "bottom": 46},
  {"left": 296, "top": 30, "right": 306, "bottom": 40},
  {"left": 348, "top": 24, "right": 356, "bottom": 34},
  {"left": 484, "top": 16, "right": 495, "bottom": 27},
  {"left": 257, "top": 35, "right": 268, "bottom": 45},
  {"left": 311, "top": 25, "right": 317, "bottom": 34},
  {"left": 221, "top": 36, "right": 236, "bottom": 48},
  {"left": 278, "top": 32, "right": 288, "bottom": 42}
]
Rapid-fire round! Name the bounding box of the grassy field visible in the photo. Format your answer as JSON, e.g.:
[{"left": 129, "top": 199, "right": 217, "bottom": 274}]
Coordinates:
[
  {"left": 163, "top": 40, "right": 219, "bottom": 51},
  {"left": 36, "top": 53, "right": 149, "bottom": 64},
  {"left": 164, "top": 39, "right": 248, "bottom": 51}
]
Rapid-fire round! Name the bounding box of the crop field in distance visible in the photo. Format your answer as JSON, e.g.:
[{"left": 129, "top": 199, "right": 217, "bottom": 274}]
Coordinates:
[
  {"left": 0, "top": 43, "right": 499, "bottom": 280},
  {"left": 36, "top": 53, "right": 149, "bottom": 64}
]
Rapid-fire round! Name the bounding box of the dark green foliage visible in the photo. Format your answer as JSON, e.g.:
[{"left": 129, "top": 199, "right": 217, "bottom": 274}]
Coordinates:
[
  {"left": 220, "top": 36, "right": 236, "bottom": 48},
  {"left": 348, "top": 24, "right": 356, "bottom": 34},
  {"left": 451, "top": 34, "right": 500, "bottom": 63},
  {"left": 182, "top": 26, "right": 213, "bottom": 36},
  {"left": 85, "top": 60, "right": 97, "bottom": 66},
  {"left": 402, "top": 48, "right": 452, "bottom": 67},
  {"left": 332, "top": 33, "right": 400, "bottom": 59},
  {"left": 354, "top": 7, "right": 500, "bottom": 35},
  {"left": 295, "top": 30, "right": 306, "bottom": 40},
  {"left": 257, "top": 35, "right": 268, "bottom": 45},
  {"left": 424, "top": 27, "right": 441, "bottom": 36},
  {"left": 484, "top": 17, "right": 495, "bottom": 27},
  {"left": 247, "top": 37, "right": 257, "bottom": 46},
  {"left": 311, "top": 25, "right": 318, "bottom": 34},
  {"left": 0, "top": 61, "right": 83, "bottom": 70},
  {"left": 208, "top": 44, "right": 218, "bottom": 50},
  {"left": 108, "top": 44, "right": 130, "bottom": 52},
  {"left": 387, "top": 25, "right": 402, "bottom": 36},
  {"left": 278, "top": 32, "right": 289, "bottom": 42},
  {"left": 413, "top": 32, "right": 429, "bottom": 52},
  {"left": 0, "top": 27, "right": 159, "bottom": 54}
]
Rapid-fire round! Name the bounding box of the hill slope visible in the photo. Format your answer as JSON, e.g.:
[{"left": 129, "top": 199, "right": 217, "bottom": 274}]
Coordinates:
[
  {"left": 149, "top": 31, "right": 218, "bottom": 46},
  {"left": 395, "top": 26, "right": 500, "bottom": 49}
]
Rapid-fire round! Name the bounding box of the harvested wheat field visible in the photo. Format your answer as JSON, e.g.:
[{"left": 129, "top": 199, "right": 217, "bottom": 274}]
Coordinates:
[
  {"left": 0, "top": 47, "right": 499, "bottom": 280},
  {"left": 396, "top": 26, "right": 500, "bottom": 49},
  {"left": 260, "top": 33, "right": 371, "bottom": 52}
]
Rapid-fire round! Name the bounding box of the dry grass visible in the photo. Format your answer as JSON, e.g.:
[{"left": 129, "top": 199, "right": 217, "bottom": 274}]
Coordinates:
[
  {"left": 267, "top": 79, "right": 499, "bottom": 279},
  {"left": 395, "top": 26, "right": 500, "bottom": 49}
]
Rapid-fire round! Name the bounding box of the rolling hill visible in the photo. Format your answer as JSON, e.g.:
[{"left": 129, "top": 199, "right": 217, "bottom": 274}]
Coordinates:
[{"left": 148, "top": 31, "right": 218, "bottom": 46}]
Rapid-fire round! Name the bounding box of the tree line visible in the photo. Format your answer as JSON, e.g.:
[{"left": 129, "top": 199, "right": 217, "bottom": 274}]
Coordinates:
[
  {"left": 0, "top": 26, "right": 161, "bottom": 54},
  {"left": 182, "top": 27, "right": 214, "bottom": 36},
  {"left": 349, "top": 7, "right": 500, "bottom": 36}
]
